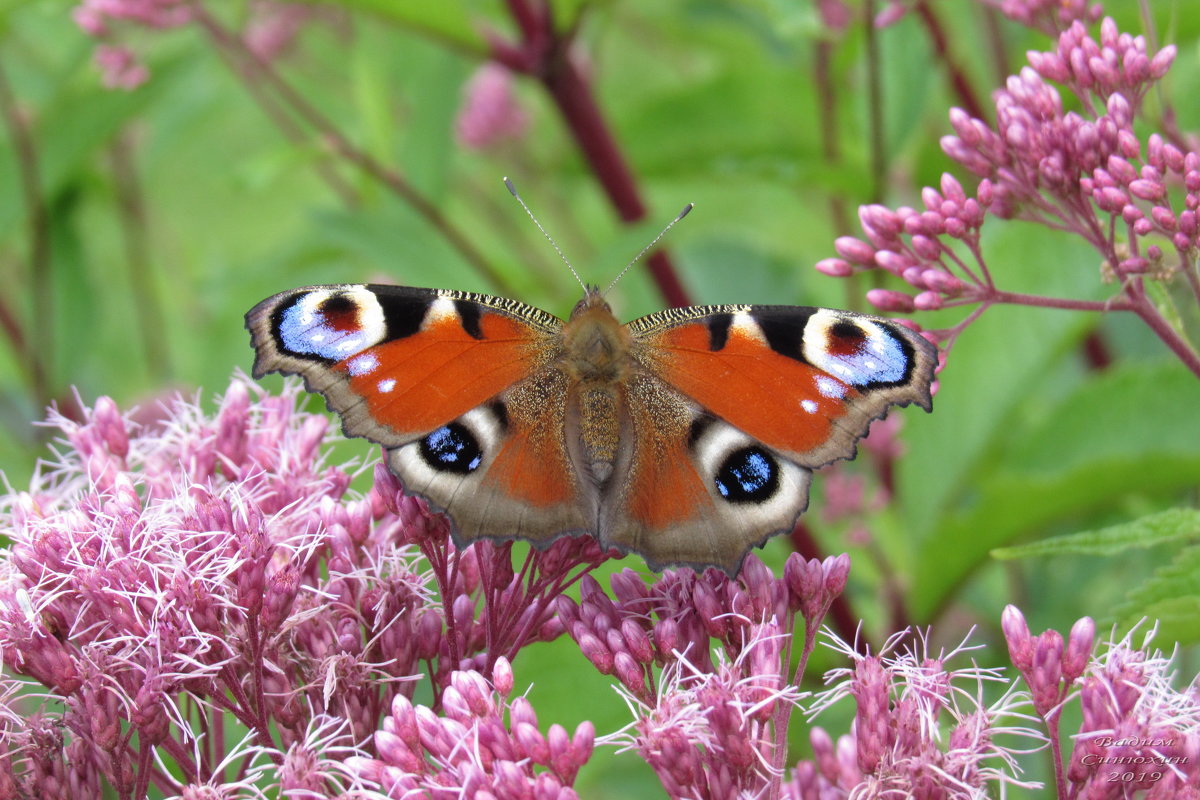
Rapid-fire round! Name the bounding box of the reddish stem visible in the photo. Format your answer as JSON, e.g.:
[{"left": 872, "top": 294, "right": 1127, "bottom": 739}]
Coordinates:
[
  {"left": 913, "top": 1, "right": 989, "bottom": 121},
  {"left": 0, "top": 54, "right": 51, "bottom": 408},
  {"left": 495, "top": 0, "right": 692, "bottom": 307}
]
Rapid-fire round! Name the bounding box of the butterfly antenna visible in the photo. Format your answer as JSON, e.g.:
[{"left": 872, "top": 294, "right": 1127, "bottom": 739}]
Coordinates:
[
  {"left": 603, "top": 202, "right": 694, "bottom": 295},
  {"left": 505, "top": 177, "right": 587, "bottom": 292}
]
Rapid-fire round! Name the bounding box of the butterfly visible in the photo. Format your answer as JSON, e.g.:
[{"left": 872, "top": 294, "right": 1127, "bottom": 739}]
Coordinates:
[{"left": 246, "top": 280, "right": 936, "bottom": 575}]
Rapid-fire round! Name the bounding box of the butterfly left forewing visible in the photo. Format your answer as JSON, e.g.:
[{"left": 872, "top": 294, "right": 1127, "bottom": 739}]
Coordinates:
[{"left": 246, "top": 283, "right": 591, "bottom": 545}]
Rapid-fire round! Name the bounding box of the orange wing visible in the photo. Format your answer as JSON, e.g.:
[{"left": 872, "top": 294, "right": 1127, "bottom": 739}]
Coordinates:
[
  {"left": 246, "top": 284, "right": 589, "bottom": 546},
  {"left": 246, "top": 284, "right": 561, "bottom": 445},
  {"left": 628, "top": 304, "right": 936, "bottom": 468}
]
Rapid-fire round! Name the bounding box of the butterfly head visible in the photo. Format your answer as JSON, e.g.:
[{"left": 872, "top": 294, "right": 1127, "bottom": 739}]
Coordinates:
[
  {"left": 568, "top": 285, "right": 609, "bottom": 320},
  {"left": 562, "top": 286, "right": 630, "bottom": 383}
]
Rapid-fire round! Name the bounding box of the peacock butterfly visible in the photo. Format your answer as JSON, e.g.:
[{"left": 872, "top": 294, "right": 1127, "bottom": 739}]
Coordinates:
[{"left": 245, "top": 276, "right": 936, "bottom": 575}]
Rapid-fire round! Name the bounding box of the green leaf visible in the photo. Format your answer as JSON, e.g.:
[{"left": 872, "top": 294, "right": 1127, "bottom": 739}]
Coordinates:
[
  {"left": 993, "top": 508, "right": 1200, "bottom": 559},
  {"left": 909, "top": 359, "right": 1200, "bottom": 621},
  {"left": 898, "top": 223, "right": 1105, "bottom": 536},
  {"left": 1113, "top": 544, "right": 1200, "bottom": 645}
]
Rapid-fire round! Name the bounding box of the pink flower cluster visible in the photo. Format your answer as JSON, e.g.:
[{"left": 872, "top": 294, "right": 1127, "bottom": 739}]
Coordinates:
[
  {"left": 0, "top": 377, "right": 604, "bottom": 797},
  {"left": 4, "top": 379, "right": 1200, "bottom": 799},
  {"left": 561, "top": 554, "right": 851, "bottom": 798},
  {"left": 349, "top": 658, "right": 594, "bottom": 799},
  {"left": 1004, "top": 607, "right": 1200, "bottom": 798},
  {"left": 791, "top": 629, "right": 1045, "bottom": 798},
  {"left": 816, "top": 15, "right": 1200, "bottom": 376}
]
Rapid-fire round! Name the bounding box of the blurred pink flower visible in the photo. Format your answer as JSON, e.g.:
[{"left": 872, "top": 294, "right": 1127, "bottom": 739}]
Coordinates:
[
  {"left": 456, "top": 62, "right": 530, "bottom": 150},
  {"left": 243, "top": 0, "right": 325, "bottom": 62},
  {"left": 93, "top": 44, "right": 149, "bottom": 90}
]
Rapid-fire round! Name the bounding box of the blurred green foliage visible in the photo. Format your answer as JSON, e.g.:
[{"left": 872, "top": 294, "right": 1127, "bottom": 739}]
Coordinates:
[{"left": 2, "top": 0, "right": 1199, "bottom": 795}]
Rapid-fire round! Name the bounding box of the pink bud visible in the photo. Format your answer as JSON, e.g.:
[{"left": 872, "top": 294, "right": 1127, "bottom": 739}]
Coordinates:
[
  {"left": 1180, "top": 210, "right": 1198, "bottom": 236},
  {"left": 609, "top": 569, "right": 649, "bottom": 606},
  {"left": 1095, "top": 186, "right": 1129, "bottom": 212},
  {"left": 653, "top": 618, "right": 678, "bottom": 658},
  {"left": 914, "top": 291, "right": 943, "bottom": 310},
  {"left": 834, "top": 236, "right": 878, "bottom": 265},
  {"left": 815, "top": 257, "right": 854, "bottom": 277},
  {"left": 416, "top": 609, "right": 443, "bottom": 661},
  {"left": 948, "top": 108, "right": 980, "bottom": 145},
  {"left": 866, "top": 289, "right": 915, "bottom": 313},
  {"left": 555, "top": 595, "right": 580, "bottom": 627},
  {"left": 509, "top": 695, "right": 539, "bottom": 729},
  {"left": 1118, "top": 130, "right": 1140, "bottom": 159},
  {"left": 1149, "top": 45, "right": 1176, "bottom": 78},
  {"left": 921, "top": 187, "right": 944, "bottom": 213},
  {"left": 441, "top": 685, "right": 471, "bottom": 720},
  {"left": 492, "top": 656, "right": 514, "bottom": 697},
  {"left": 1163, "top": 144, "right": 1186, "bottom": 174},
  {"left": 976, "top": 179, "right": 994, "bottom": 206},
  {"left": 620, "top": 619, "right": 653, "bottom": 664},
  {"left": 859, "top": 204, "right": 903, "bottom": 238},
  {"left": 922, "top": 269, "right": 964, "bottom": 295},
  {"left": 1129, "top": 179, "right": 1165, "bottom": 200},
  {"left": 1118, "top": 257, "right": 1149, "bottom": 274},
  {"left": 1001, "top": 605, "right": 1033, "bottom": 672},
  {"left": 901, "top": 266, "right": 927, "bottom": 288},
  {"left": 515, "top": 721, "right": 550, "bottom": 764},
  {"left": 1063, "top": 616, "right": 1095, "bottom": 682},
  {"left": 910, "top": 235, "right": 942, "bottom": 260},
  {"left": 571, "top": 720, "right": 595, "bottom": 764},
  {"left": 873, "top": 249, "right": 911, "bottom": 275},
  {"left": 577, "top": 631, "right": 613, "bottom": 674},
  {"left": 613, "top": 651, "right": 645, "bottom": 694}
]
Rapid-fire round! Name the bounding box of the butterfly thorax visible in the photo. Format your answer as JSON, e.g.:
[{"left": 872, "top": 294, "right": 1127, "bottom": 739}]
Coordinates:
[{"left": 559, "top": 291, "right": 634, "bottom": 485}]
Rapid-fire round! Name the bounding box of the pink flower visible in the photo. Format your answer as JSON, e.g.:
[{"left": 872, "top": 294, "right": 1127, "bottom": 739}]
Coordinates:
[
  {"left": 347, "top": 658, "right": 593, "bottom": 798},
  {"left": 455, "top": 62, "right": 531, "bottom": 150},
  {"left": 243, "top": 0, "right": 326, "bottom": 62},
  {"left": 795, "top": 628, "right": 1047, "bottom": 798},
  {"left": 93, "top": 45, "right": 149, "bottom": 90},
  {"left": 0, "top": 376, "right": 605, "bottom": 797},
  {"left": 814, "top": 16, "right": 1200, "bottom": 379},
  {"left": 1066, "top": 622, "right": 1200, "bottom": 796}
]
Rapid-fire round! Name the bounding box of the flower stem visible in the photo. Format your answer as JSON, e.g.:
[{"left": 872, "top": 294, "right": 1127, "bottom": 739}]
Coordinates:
[
  {"left": 494, "top": 0, "right": 692, "bottom": 307},
  {"left": 191, "top": 7, "right": 511, "bottom": 293},
  {"left": 0, "top": 52, "right": 51, "bottom": 409},
  {"left": 913, "top": 1, "right": 989, "bottom": 121}
]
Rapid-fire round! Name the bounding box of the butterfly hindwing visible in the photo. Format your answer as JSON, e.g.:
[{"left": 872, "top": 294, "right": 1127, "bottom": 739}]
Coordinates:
[{"left": 597, "top": 375, "right": 813, "bottom": 573}]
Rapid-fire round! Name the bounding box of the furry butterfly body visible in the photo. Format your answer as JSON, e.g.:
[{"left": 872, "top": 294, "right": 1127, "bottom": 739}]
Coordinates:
[{"left": 246, "top": 283, "right": 936, "bottom": 574}]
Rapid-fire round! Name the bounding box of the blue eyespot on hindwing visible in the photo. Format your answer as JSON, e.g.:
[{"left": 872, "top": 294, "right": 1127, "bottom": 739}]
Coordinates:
[
  {"left": 419, "top": 423, "right": 483, "bottom": 474},
  {"left": 714, "top": 446, "right": 779, "bottom": 502}
]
